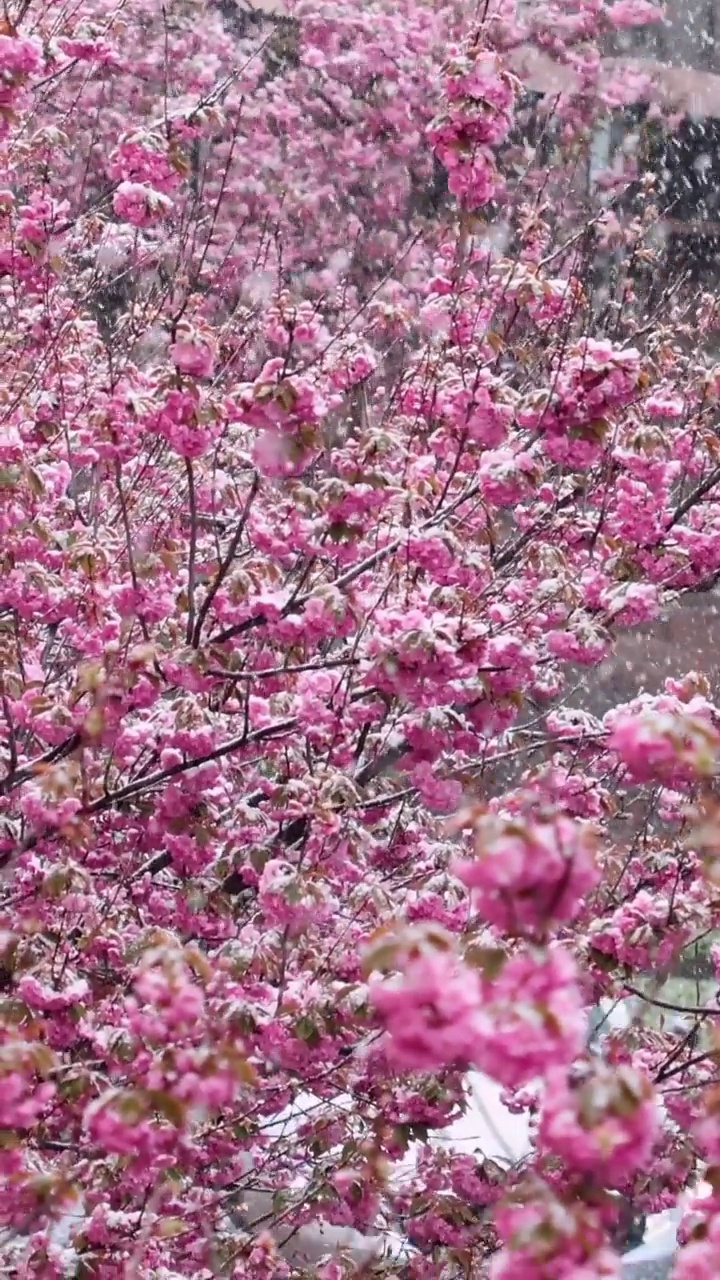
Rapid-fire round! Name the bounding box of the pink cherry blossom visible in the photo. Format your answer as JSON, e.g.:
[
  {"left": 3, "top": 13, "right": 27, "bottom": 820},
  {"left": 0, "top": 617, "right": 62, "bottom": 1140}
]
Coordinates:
[
  {"left": 539, "top": 1061, "right": 658, "bottom": 1187},
  {"left": 113, "top": 180, "right": 174, "bottom": 227},
  {"left": 370, "top": 945, "right": 484, "bottom": 1071},
  {"left": 452, "top": 802, "right": 599, "bottom": 936},
  {"left": 0, "top": 0, "right": 719, "bottom": 1273}
]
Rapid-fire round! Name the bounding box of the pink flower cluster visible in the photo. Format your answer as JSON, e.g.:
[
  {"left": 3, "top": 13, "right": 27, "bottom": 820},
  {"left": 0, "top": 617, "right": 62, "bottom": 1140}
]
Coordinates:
[
  {"left": 112, "top": 180, "right": 174, "bottom": 227},
  {"left": 109, "top": 132, "right": 180, "bottom": 194},
  {"left": 492, "top": 1192, "right": 621, "bottom": 1280},
  {"left": 0, "top": 32, "right": 41, "bottom": 85},
  {"left": 231, "top": 358, "right": 332, "bottom": 477},
  {"left": 608, "top": 0, "right": 663, "bottom": 27},
  {"left": 429, "top": 44, "right": 517, "bottom": 207},
  {"left": 478, "top": 446, "right": 541, "bottom": 507},
  {"left": 539, "top": 1061, "right": 658, "bottom": 1187},
  {"left": 370, "top": 934, "right": 586, "bottom": 1088},
  {"left": 518, "top": 338, "right": 643, "bottom": 466},
  {"left": 452, "top": 801, "right": 599, "bottom": 936},
  {"left": 0, "top": 1035, "right": 55, "bottom": 1129},
  {"left": 605, "top": 692, "right": 720, "bottom": 783},
  {"left": 258, "top": 858, "right": 332, "bottom": 934},
  {"left": 170, "top": 320, "right": 216, "bottom": 379},
  {"left": 589, "top": 880, "right": 710, "bottom": 973},
  {"left": 472, "top": 946, "right": 587, "bottom": 1089},
  {"left": 369, "top": 945, "right": 485, "bottom": 1071},
  {"left": 2, "top": 0, "right": 720, "bottom": 1272}
]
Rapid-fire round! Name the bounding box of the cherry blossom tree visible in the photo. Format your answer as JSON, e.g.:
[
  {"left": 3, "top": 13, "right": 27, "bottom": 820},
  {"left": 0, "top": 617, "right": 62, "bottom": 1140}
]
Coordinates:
[{"left": 3, "top": 0, "right": 720, "bottom": 1277}]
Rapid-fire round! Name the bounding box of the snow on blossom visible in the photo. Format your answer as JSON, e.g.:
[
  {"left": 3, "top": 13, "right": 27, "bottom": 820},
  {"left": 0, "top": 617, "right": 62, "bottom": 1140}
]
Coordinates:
[
  {"left": 112, "top": 180, "right": 173, "bottom": 227},
  {"left": 605, "top": 694, "right": 720, "bottom": 782},
  {"left": 0, "top": 0, "right": 719, "bottom": 1275},
  {"left": 452, "top": 803, "right": 599, "bottom": 935},
  {"left": 539, "top": 1061, "right": 658, "bottom": 1186},
  {"left": 370, "top": 947, "right": 483, "bottom": 1071}
]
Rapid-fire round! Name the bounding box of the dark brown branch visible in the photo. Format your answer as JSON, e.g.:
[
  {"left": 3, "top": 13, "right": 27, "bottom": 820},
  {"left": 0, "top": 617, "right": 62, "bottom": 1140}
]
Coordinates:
[{"left": 192, "top": 472, "right": 259, "bottom": 647}]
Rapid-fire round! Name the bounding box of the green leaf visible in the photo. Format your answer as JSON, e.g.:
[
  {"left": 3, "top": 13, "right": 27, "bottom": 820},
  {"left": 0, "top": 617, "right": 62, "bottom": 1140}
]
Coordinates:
[{"left": 295, "top": 1015, "right": 322, "bottom": 1046}]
